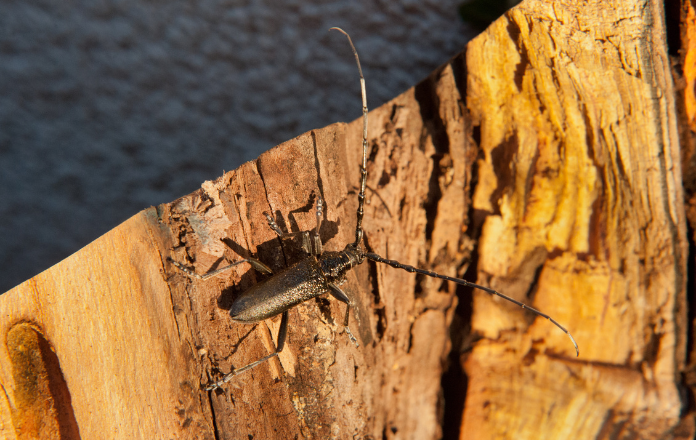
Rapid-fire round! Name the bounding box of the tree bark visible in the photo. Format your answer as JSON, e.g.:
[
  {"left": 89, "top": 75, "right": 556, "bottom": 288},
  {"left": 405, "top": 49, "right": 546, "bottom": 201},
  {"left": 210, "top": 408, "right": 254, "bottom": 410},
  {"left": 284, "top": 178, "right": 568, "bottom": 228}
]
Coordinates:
[
  {"left": 0, "top": 0, "right": 690, "bottom": 439},
  {"left": 462, "top": 0, "right": 688, "bottom": 438},
  {"left": 158, "top": 57, "right": 474, "bottom": 439},
  {"left": 673, "top": 0, "right": 696, "bottom": 436}
]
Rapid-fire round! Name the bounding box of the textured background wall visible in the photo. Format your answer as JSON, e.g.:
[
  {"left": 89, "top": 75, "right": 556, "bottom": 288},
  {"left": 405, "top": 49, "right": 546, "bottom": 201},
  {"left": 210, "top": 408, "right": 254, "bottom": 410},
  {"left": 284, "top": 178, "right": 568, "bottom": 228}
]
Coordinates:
[{"left": 0, "top": 1, "right": 474, "bottom": 293}]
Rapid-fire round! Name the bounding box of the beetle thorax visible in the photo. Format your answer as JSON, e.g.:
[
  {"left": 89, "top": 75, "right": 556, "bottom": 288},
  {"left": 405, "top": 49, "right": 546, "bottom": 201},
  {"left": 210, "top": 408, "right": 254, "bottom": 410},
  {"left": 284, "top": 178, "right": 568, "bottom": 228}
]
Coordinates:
[{"left": 318, "top": 244, "right": 365, "bottom": 283}]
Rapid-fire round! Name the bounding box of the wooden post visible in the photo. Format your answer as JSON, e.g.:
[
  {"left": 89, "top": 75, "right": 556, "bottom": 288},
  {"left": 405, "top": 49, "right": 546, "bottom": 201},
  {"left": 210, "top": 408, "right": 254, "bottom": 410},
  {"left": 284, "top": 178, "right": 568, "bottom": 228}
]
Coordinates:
[{"left": 0, "top": 0, "right": 690, "bottom": 438}]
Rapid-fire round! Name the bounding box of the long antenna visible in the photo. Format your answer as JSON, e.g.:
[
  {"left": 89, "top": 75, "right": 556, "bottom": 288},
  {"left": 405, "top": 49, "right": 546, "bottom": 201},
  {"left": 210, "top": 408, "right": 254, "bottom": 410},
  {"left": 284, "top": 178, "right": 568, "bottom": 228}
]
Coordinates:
[
  {"left": 365, "top": 253, "right": 579, "bottom": 356},
  {"left": 330, "top": 27, "right": 368, "bottom": 247}
]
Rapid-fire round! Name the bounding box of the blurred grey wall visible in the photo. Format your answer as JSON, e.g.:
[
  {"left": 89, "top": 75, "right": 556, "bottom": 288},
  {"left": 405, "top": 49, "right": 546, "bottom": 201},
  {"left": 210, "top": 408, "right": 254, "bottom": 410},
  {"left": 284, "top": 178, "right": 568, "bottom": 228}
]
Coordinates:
[{"left": 0, "top": 0, "right": 474, "bottom": 292}]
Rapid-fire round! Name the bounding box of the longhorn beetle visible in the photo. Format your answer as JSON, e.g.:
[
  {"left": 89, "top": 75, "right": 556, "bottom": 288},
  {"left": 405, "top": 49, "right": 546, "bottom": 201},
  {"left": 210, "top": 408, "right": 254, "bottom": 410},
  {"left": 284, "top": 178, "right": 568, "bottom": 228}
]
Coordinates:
[{"left": 171, "top": 27, "right": 579, "bottom": 391}]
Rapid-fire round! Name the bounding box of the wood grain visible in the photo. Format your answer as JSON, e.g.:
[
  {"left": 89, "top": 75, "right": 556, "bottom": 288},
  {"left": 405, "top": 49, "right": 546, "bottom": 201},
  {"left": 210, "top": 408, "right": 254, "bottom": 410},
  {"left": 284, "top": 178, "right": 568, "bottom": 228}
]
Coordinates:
[
  {"left": 462, "top": 0, "right": 687, "bottom": 438},
  {"left": 0, "top": 210, "right": 213, "bottom": 439}
]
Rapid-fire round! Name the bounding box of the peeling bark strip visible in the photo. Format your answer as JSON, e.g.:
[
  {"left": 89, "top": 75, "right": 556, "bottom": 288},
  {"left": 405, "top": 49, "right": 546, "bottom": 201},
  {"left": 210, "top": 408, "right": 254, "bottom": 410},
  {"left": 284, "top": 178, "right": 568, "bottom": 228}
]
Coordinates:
[
  {"left": 0, "top": 0, "right": 688, "bottom": 439},
  {"left": 463, "top": 0, "right": 687, "bottom": 439}
]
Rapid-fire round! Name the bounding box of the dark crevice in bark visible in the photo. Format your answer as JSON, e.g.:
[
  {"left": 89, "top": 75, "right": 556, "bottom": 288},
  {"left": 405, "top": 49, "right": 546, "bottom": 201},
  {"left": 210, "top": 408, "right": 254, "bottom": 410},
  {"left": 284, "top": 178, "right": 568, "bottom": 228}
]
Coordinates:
[
  {"left": 681, "top": 222, "right": 696, "bottom": 417},
  {"left": 663, "top": 0, "right": 681, "bottom": 57},
  {"left": 414, "top": 74, "right": 449, "bottom": 247}
]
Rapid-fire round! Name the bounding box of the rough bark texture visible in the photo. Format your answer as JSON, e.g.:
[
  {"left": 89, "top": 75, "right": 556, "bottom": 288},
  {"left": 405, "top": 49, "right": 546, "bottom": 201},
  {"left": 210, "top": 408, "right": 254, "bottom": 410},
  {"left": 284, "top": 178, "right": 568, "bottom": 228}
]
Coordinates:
[
  {"left": 675, "top": 0, "right": 696, "bottom": 436},
  {"left": 461, "top": 0, "right": 688, "bottom": 438},
  {"left": 0, "top": 0, "right": 691, "bottom": 439}
]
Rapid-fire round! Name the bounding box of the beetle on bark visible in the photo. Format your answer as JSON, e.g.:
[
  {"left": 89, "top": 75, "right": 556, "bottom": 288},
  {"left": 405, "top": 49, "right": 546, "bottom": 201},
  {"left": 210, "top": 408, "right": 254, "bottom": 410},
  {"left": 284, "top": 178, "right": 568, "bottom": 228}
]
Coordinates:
[{"left": 171, "top": 27, "right": 579, "bottom": 391}]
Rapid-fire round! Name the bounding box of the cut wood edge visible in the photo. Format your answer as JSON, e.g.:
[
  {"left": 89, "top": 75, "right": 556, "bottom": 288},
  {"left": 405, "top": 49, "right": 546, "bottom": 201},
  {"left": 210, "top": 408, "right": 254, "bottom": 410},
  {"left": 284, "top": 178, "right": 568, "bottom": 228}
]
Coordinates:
[{"left": 0, "top": 209, "right": 215, "bottom": 439}]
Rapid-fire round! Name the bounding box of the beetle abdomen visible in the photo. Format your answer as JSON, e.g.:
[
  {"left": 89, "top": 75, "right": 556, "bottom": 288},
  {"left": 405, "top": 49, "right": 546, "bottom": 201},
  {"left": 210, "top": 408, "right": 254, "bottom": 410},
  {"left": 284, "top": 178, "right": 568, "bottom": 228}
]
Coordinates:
[{"left": 230, "top": 257, "right": 330, "bottom": 323}]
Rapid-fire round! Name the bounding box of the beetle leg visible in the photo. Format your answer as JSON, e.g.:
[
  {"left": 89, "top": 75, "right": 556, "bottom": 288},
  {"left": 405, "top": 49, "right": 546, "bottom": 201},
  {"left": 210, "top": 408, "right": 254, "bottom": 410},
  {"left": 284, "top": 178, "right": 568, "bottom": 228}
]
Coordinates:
[
  {"left": 264, "top": 211, "right": 284, "bottom": 237},
  {"left": 313, "top": 196, "right": 323, "bottom": 256},
  {"left": 203, "top": 310, "right": 289, "bottom": 391},
  {"left": 301, "top": 232, "right": 312, "bottom": 254},
  {"left": 170, "top": 257, "right": 272, "bottom": 279},
  {"left": 328, "top": 284, "right": 359, "bottom": 347},
  {"left": 275, "top": 310, "right": 289, "bottom": 353},
  {"left": 267, "top": 209, "right": 319, "bottom": 257},
  {"left": 245, "top": 259, "right": 273, "bottom": 275}
]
